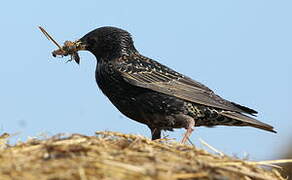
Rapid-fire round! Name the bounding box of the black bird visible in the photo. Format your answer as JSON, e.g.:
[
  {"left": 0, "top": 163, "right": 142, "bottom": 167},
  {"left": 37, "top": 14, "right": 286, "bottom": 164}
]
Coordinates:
[{"left": 52, "top": 26, "right": 276, "bottom": 143}]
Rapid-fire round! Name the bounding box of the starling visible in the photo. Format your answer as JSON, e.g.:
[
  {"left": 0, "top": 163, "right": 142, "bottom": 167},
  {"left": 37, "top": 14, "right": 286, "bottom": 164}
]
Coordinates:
[{"left": 52, "top": 26, "right": 276, "bottom": 143}]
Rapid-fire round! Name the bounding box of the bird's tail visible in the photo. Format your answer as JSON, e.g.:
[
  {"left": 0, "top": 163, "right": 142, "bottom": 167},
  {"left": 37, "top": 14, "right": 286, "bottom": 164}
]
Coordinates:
[{"left": 219, "top": 111, "right": 277, "bottom": 133}]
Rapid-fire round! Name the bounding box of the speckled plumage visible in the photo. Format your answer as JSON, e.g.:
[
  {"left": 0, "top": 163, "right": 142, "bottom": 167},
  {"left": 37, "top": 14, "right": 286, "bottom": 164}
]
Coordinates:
[{"left": 62, "top": 26, "right": 276, "bottom": 142}]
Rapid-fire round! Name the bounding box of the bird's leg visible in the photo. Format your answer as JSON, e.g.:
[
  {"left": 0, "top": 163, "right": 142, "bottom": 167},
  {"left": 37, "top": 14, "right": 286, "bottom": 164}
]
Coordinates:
[
  {"left": 181, "top": 118, "right": 195, "bottom": 144},
  {"left": 150, "top": 127, "right": 161, "bottom": 140}
]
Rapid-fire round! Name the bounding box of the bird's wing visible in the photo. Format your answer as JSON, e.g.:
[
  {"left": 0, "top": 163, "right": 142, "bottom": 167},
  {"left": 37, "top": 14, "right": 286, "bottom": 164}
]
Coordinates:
[{"left": 115, "top": 55, "right": 257, "bottom": 115}]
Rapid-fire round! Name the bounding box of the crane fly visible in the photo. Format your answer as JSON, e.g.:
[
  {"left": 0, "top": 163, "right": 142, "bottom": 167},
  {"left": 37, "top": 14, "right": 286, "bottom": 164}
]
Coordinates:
[{"left": 39, "top": 26, "right": 82, "bottom": 64}]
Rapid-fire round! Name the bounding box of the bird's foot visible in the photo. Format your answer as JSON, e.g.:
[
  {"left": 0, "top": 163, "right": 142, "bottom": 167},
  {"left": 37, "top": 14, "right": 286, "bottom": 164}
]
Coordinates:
[
  {"left": 181, "top": 118, "right": 195, "bottom": 144},
  {"left": 150, "top": 127, "right": 161, "bottom": 140},
  {"left": 181, "top": 127, "right": 194, "bottom": 143}
]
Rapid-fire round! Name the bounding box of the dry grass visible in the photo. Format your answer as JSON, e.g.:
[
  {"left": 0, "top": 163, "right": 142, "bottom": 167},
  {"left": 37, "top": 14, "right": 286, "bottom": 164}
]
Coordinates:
[
  {"left": 0, "top": 131, "right": 290, "bottom": 180},
  {"left": 280, "top": 143, "right": 292, "bottom": 179}
]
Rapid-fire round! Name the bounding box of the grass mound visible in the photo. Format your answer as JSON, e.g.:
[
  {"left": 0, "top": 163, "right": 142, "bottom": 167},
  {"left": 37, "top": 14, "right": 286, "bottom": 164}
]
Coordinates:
[{"left": 0, "top": 131, "right": 288, "bottom": 180}]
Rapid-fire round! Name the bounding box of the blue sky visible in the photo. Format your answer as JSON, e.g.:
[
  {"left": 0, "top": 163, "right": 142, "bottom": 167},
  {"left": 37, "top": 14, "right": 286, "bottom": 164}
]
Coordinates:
[{"left": 0, "top": 1, "right": 291, "bottom": 160}]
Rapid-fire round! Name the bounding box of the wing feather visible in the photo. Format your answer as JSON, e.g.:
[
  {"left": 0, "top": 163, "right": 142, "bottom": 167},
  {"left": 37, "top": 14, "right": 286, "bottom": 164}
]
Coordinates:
[{"left": 115, "top": 55, "right": 257, "bottom": 115}]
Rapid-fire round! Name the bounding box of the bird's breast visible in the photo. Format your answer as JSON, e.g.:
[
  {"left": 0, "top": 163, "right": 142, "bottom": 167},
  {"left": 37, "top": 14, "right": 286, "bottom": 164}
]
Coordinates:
[
  {"left": 95, "top": 62, "right": 140, "bottom": 97},
  {"left": 94, "top": 62, "right": 189, "bottom": 129}
]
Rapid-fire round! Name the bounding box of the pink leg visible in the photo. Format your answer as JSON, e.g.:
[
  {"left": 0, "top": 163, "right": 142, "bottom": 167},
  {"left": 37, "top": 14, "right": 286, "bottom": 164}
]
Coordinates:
[{"left": 181, "top": 118, "right": 195, "bottom": 143}]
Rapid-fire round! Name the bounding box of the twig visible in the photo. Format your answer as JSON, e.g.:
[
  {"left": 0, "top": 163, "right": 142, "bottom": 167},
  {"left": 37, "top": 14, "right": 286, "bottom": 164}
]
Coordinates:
[
  {"left": 199, "top": 138, "right": 225, "bottom": 156},
  {"left": 38, "top": 26, "right": 63, "bottom": 51}
]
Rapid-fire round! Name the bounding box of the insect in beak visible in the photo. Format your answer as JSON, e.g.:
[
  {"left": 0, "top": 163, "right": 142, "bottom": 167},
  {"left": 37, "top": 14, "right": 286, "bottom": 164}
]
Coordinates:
[{"left": 39, "top": 26, "right": 85, "bottom": 64}]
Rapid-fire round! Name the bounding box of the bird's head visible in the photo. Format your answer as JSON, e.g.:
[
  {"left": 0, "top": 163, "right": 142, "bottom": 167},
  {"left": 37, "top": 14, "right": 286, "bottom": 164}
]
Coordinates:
[{"left": 52, "top": 27, "right": 137, "bottom": 63}]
